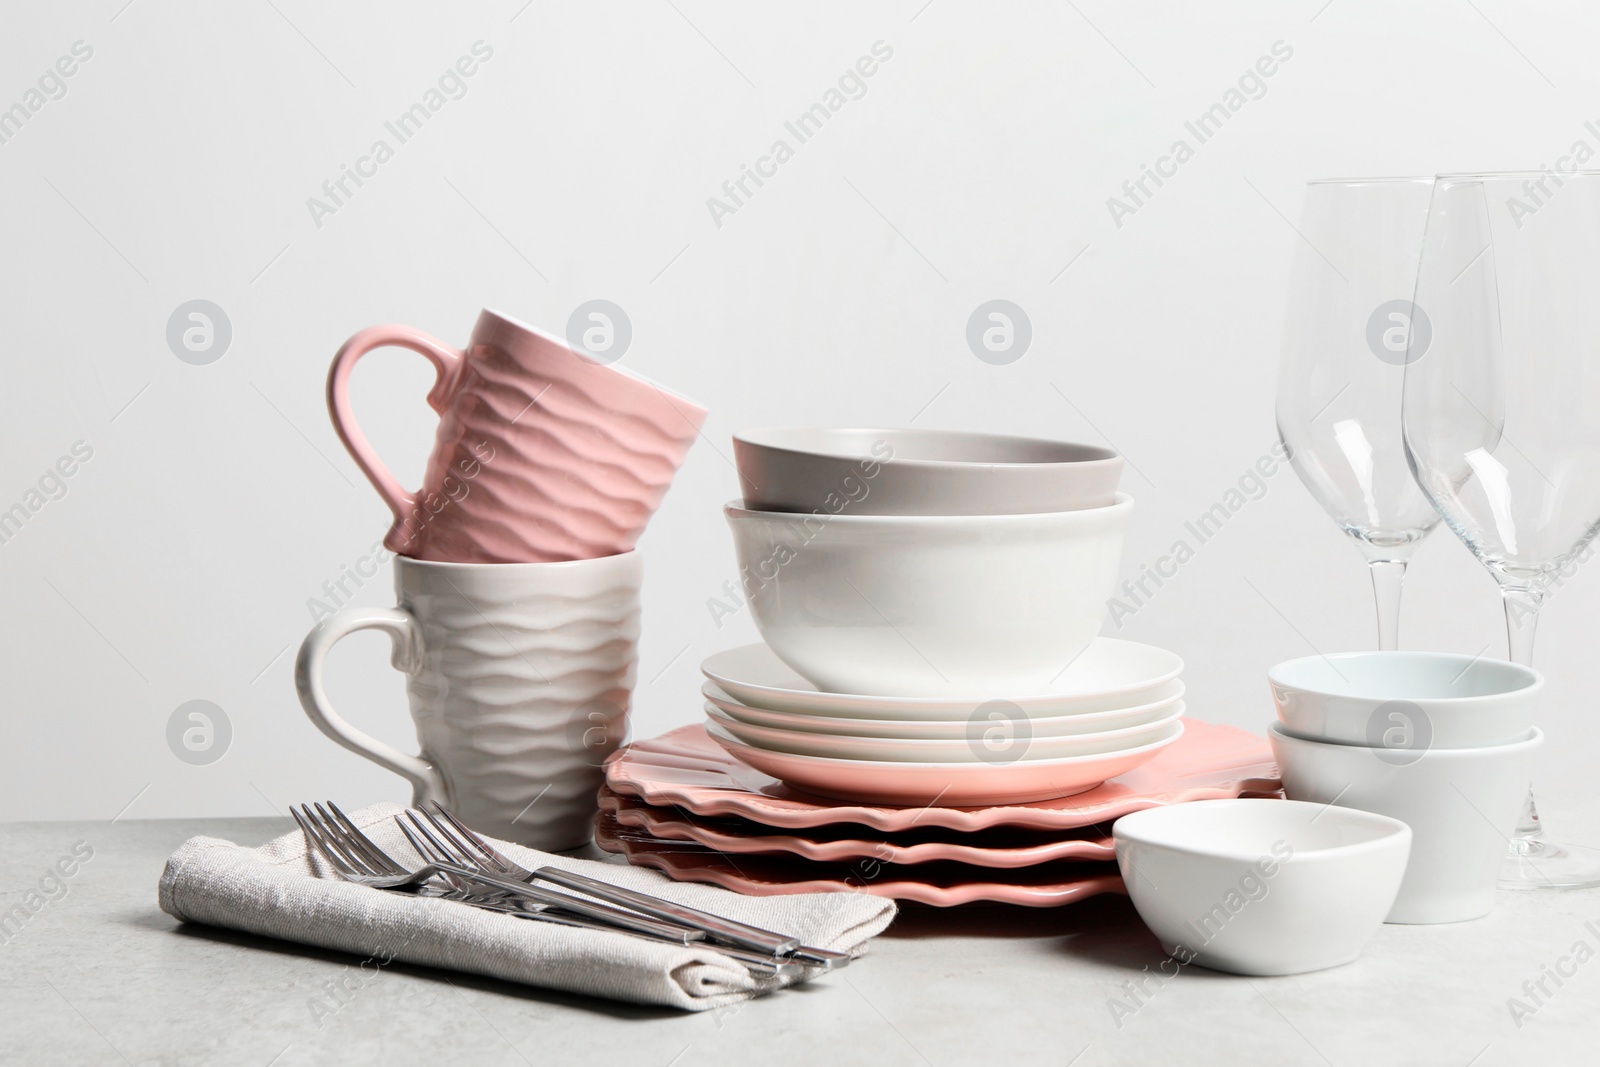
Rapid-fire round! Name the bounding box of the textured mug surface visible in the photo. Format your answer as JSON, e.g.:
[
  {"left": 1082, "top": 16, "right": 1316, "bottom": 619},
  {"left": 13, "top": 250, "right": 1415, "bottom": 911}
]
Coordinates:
[
  {"left": 328, "top": 308, "right": 706, "bottom": 563},
  {"left": 295, "top": 551, "right": 642, "bottom": 850}
]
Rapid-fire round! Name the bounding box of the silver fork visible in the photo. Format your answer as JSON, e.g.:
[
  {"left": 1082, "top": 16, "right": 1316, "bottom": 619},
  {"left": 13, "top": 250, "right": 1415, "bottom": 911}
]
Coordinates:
[
  {"left": 393, "top": 814, "right": 802, "bottom": 977},
  {"left": 415, "top": 802, "right": 849, "bottom": 969},
  {"left": 292, "top": 804, "right": 701, "bottom": 945},
  {"left": 294, "top": 803, "right": 798, "bottom": 975}
]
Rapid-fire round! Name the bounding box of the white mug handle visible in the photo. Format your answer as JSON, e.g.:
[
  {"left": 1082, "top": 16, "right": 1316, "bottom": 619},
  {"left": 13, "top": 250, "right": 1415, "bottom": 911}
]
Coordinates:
[{"left": 294, "top": 605, "right": 446, "bottom": 804}]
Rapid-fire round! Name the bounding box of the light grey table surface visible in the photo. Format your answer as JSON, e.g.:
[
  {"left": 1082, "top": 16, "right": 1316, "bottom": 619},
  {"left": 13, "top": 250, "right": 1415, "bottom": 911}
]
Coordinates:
[{"left": 2, "top": 810, "right": 1597, "bottom": 1067}]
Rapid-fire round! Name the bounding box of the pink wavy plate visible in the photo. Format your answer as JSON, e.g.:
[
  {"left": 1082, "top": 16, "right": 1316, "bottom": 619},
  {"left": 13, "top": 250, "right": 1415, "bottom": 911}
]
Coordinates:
[
  {"left": 603, "top": 719, "right": 1280, "bottom": 832},
  {"left": 593, "top": 811, "right": 1127, "bottom": 907},
  {"left": 597, "top": 788, "right": 1117, "bottom": 867}
]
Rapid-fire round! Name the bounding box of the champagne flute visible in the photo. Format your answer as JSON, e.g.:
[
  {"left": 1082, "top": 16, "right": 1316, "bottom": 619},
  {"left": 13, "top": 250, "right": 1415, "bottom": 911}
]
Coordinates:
[
  {"left": 1404, "top": 170, "right": 1600, "bottom": 889},
  {"left": 1276, "top": 178, "right": 1442, "bottom": 649}
]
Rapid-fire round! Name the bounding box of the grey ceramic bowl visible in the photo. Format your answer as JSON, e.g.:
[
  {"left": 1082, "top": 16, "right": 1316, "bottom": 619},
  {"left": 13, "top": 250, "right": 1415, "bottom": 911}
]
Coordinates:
[{"left": 733, "top": 427, "right": 1123, "bottom": 516}]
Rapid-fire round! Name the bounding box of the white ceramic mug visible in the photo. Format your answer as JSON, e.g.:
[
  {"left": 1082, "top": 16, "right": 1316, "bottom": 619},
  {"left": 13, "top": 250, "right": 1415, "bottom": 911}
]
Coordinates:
[
  {"left": 1269, "top": 722, "right": 1542, "bottom": 924},
  {"left": 295, "top": 551, "right": 641, "bottom": 850}
]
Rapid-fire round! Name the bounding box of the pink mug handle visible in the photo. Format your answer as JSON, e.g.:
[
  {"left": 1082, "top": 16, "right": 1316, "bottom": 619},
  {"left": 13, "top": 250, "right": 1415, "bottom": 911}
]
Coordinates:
[{"left": 327, "top": 325, "right": 465, "bottom": 526}]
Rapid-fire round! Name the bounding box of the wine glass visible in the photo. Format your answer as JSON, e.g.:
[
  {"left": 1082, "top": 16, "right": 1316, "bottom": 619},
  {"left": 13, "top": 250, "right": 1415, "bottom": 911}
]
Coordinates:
[
  {"left": 1403, "top": 170, "right": 1600, "bottom": 889},
  {"left": 1276, "top": 178, "right": 1443, "bottom": 649}
]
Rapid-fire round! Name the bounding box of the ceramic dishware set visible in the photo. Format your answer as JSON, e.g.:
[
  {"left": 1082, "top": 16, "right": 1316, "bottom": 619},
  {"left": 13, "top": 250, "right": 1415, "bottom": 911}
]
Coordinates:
[
  {"left": 283, "top": 187, "right": 1583, "bottom": 985},
  {"left": 296, "top": 309, "right": 706, "bottom": 850},
  {"left": 592, "top": 428, "right": 1288, "bottom": 905}
]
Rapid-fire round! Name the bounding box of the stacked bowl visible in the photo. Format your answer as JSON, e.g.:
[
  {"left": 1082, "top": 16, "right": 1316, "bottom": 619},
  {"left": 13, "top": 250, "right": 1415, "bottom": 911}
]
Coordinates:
[
  {"left": 1266, "top": 651, "right": 1544, "bottom": 923},
  {"left": 704, "top": 427, "right": 1186, "bottom": 807}
]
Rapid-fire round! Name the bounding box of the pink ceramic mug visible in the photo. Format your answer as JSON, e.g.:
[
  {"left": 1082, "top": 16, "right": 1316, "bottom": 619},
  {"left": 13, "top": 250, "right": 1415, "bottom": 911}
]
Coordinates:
[{"left": 328, "top": 308, "right": 707, "bottom": 563}]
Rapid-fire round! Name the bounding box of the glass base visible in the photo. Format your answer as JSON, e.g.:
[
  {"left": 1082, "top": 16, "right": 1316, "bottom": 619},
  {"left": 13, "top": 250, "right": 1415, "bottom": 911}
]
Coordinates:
[{"left": 1500, "top": 833, "right": 1600, "bottom": 890}]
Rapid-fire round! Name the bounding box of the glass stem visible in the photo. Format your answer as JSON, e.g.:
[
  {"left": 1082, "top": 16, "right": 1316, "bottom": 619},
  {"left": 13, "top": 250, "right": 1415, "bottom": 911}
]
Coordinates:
[
  {"left": 1368, "top": 559, "right": 1407, "bottom": 651},
  {"left": 1502, "top": 587, "right": 1541, "bottom": 668},
  {"left": 1502, "top": 587, "right": 1544, "bottom": 841}
]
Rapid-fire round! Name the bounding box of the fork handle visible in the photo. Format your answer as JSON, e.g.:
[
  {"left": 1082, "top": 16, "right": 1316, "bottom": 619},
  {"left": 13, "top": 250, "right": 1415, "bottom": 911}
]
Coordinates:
[
  {"left": 533, "top": 866, "right": 802, "bottom": 956},
  {"left": 511, "top": 911, "right": 799, "bottom": 976},
  {"left": 523, "top": 913, "right": 799, "bottom": 977},
  {"left": 424, "top": 889, "right": 794, "bottom": 975},
  {"left": 433, "top": 862, "right": 703, "bottom": 944}
]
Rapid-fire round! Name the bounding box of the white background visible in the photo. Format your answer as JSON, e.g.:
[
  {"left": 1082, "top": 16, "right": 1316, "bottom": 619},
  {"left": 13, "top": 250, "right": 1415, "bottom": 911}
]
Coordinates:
[{"left": 3, "top": 0, "right": 1597, "bottom": 823}]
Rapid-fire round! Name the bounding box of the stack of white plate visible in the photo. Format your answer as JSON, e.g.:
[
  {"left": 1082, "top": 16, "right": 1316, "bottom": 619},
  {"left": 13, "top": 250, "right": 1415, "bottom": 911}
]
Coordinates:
[{"left": 698, "top": 637, "right": 1185, "bottom": 807}]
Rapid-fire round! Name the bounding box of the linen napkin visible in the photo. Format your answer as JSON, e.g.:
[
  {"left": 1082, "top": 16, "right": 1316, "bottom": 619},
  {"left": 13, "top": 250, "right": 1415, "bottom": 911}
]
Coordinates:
[{"left": 158, "top": 801, "right": 897, "bottom": 1012}]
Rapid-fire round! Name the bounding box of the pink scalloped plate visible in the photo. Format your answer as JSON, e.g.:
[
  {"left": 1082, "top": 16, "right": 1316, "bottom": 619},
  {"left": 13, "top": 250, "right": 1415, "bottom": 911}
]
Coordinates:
[
  {"left": 603, "top": 719, "right": 1279, "bottom": 832},
  {"left": 597, "top": 787, "right": 1117, "bottom": 867},
  {"left": 593, "top": 811, "right": 1127, "bottom": 907}
]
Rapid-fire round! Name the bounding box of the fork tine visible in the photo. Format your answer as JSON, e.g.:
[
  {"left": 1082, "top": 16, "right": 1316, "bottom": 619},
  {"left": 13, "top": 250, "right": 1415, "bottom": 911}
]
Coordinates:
[
  {"left": 308, "top": 803, "right": 377, "bottom": 875},
  {"left": 396, "top": 817, "right": 456, "bottom": 875},
  {"left": 396, "top": 816, "right": 441, "bottom": 863},
  {"left": 325, "top": 801, "right": 405, "bottom": 876},
  {"left": 291, "top": 806, "right": 350, "bottom": 874},
  {"left": 397, "top": 814, "right": 487, "bottom": 897},
  {"left": 427, "top": 801, "right": 504, "bottom": 863},
  {"left": 293, "top": 805, "right": 365, "bottom": 876},
  {"left": 399, "top": 809, "right": 463, "bottom": 865},
  {"left": 417, "top": 807, "right": 500, "bottom": 872}
]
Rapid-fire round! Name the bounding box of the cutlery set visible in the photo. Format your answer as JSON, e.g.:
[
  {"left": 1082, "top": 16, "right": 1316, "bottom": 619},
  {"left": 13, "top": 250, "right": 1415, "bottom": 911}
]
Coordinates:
[
  {"left": 270, "top": 170, "right": 1600, "bottom": 992},
  {"left": 291, "top": 800, "right": 844, "bottom": 976}
]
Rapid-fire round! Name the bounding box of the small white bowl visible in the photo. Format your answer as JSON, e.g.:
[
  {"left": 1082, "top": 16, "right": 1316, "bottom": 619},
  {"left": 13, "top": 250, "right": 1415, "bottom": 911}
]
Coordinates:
[
  {"left": 1269, "top": 651, "right": 1540, "bottom": 749},
  {"left": 702, "top": 681, "right": 1184, "bottom": 739},
  {"left": 1269, "top": 722, "right": 1541, "bottom": 924},
  {"left": 705, "top": 702, "right": 1183, "bottom": 763},
  {"left": 1114, "top": 799, "right": 1411, "bottom": 976}
]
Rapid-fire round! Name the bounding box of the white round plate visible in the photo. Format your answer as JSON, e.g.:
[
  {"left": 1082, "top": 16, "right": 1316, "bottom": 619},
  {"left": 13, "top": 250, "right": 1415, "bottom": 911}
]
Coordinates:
[
  {"left": 704, "top": 702, "right": 1185, "bottom": 763},
  {"left": 701, "top": 639, "right": 1183, "bottom": 720},
  {"left": 703, "top": 680, "right": 1183, "bottom": 738},
  {"left": 703, "top": 719, "right": 1185, "bottom": 806}
]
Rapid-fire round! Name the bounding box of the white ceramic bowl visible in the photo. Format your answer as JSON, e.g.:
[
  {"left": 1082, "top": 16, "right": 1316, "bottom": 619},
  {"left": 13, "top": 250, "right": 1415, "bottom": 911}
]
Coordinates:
[
  {"left": 701, "top": 640, "right": 1183, "bottom": 719},
  {"left": 723, "top": 495, "right": 1134, "bottom": 698},
  {"left": 1270, "top": 651, "right": 1541, "bottom": 749},
  {"left": 705, "top": 719, "right": 1184, "bottom": 806},
  {"left": 1269, "top": 722, "right": 1542, "bottom": 924},
  {"left": 1114, "top": 799, "right": 1411, "bottom": 976},
  {"left": 703, "top": 680, "right": 1185, "bottom": 739},
  {"left": 705, "top": 701, "right": 1184, "bottom": 763},
  {"left": 733, "top": 426, "right": 1123, "bottom": 515}
]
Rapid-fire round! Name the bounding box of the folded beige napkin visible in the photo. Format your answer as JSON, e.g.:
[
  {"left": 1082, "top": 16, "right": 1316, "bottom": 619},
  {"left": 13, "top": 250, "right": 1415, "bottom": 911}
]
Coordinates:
[{"left": 158, "top": 801, "right": 897, "bottom": 1011}]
